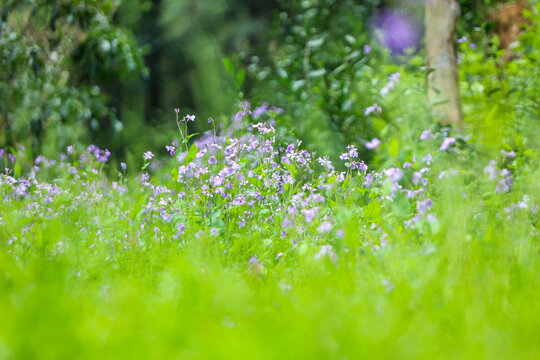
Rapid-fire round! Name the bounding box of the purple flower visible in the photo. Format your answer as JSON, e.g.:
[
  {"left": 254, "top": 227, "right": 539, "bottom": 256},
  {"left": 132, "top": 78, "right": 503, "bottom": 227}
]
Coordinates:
[
  {"left": 470, "top": 43, "right": 477, "bottom": 50},
  {"left": 364, "top": 103, "right": 382, "bottom": 116},
  {"left": 317, "top": 221, "right": 332, "bottom": 233},
  {"left": 67, "top": 145, "right": 74, "bottom": 155},
  {"left": 501, "top": 150, "right": 516, "bottom": 160},
  {"left": 483, "top": 160, "right": 497, "bottom": 180},
  {"left": 363, "top": 174, "right": 373, "bottom": 188},
  {"left": 186, "top": 114, "right": 196, "bottom": 122},
  {"left": 365, "top": 138, "right": 381, "bottom": 150},
  {"left": 208, "top": 156, "right": 217, "bottom": 165},
  {"left": 496, "top": 169, "right": 513, "bottom": 193},
  {"left": 177, "top": 223, "right": 185, "bottom": 235},
  {"left": 249, "top": 256, "right": 258, "bottom": 265},
  {"left": 412, "top": 171, "right": 423, "bottom": 185},
  {"left": 373, "top": 10, "right": 420, "bottom": 55},
  {"left": 420, "top": 130, "right": 432, "bottom": 140},
  {"left": 440, "top": 137, "right": 456, "bottom": 151},
  {"left": 233, "top": 196, "right": 246, "bottom": 206},
  {"left": 253, "top": 103, "right": 269, "bottom": 119},
  {"left": 347, "top": 145, "right": 358, "bottom": 158},
  {"left": 384, "top": 167, "right": 404, "bottom": 182},
  {"left": 276, "top": 252, "right": 284, "bottom": 260},
  {"left": 458, "top": 35, "right": 468, "bottom": 43},
  {"left": 358, "top": 161, "right": 368, "bottom": 172},
  {"left": 121, "top": 162, "right": 127, "bottom": 171},
  {"left": 363, "top": 44, "right": 371, "bottom": 54},
  {"left": 301, "top": 207, "right": 320, "bottom": 223},
  {"left": 402, "top": 162, "right": 413, "bottom": 169},
  {"left": 417, "top": 199, "right": 434, "bottom": 214},
  {"left": 143, "top": 151, "right": 154, "bottom": 160},
  {"left": 165, "top": 145, "right": 176, "bottom": 156},
  {"left": 0, "top": 148, "right": 4, "bottom": 157},
  {"left": 424, "top": 154, "right": 433, "bottom": 165},
  {"left": 174, "top": 108, "right": 180, "bottom": 113}
]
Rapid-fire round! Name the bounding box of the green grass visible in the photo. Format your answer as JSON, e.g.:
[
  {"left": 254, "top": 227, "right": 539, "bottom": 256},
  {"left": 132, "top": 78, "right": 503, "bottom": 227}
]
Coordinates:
[{"left": 0, "top": 144, "right": 539, "bottom": 360}]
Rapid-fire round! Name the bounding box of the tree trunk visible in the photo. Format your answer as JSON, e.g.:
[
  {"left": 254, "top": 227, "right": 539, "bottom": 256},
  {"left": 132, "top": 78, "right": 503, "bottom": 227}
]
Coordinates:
[{"left": 425, "top": 0, "right": 463, "bottom": 128}]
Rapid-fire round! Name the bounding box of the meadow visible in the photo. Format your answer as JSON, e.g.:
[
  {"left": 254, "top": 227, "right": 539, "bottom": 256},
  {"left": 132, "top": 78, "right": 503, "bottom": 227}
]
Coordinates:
[
  {"left": 2, "top": 1, "right": 540, "bottom": 359},
  {"left": 1, "top": 101, "right": 539, "bottom": 359}
]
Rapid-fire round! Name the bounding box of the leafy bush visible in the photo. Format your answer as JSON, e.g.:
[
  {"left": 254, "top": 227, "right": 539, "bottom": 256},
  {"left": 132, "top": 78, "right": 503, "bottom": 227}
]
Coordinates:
[{"left": 0, "top": 0, "right": 147, "bottom": 156}]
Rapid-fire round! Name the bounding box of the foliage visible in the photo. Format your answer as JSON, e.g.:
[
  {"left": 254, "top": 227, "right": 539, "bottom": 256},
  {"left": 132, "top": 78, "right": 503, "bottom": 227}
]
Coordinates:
[
  {"left": 245, "top": 0, "right": 389, "bottom": 161},
  {"left": 0, "top": 0, "right": 147, "bottom": 156},
  {"left": 457, "top": 0, "right": 540, "bottom": 156}
]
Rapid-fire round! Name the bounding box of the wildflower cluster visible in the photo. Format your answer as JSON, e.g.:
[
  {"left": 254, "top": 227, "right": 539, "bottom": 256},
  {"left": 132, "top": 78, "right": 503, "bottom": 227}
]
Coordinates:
[{"left": 0, "top": 106, "right": 536, "bottom": 261}]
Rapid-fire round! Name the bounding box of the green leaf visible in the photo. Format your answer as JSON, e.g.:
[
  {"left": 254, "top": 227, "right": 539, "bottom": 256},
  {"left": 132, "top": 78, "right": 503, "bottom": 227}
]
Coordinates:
[
  {"left": 364, "top": 200, "right": 381, "bottom": 223},
  {"left": 389, "top": 138, "right": 399, "bottom": 158},
  {"left": 184, "top": 143, "right": 199, "bottom": 164},
  {"left": 235, "top": 69, "right": 246, "bottom": 89},
  {"left": 222, "top": 57, "right": 234, "bottom": 77}
]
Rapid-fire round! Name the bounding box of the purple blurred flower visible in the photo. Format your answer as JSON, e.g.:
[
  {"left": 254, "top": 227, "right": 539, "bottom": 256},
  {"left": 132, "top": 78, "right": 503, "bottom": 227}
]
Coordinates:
[
  {"left": 174, "top": 108, "right": 180, "bottom": 113},
  {"left": 67, "top": 145, "right": 74, "bottom": 155},
  {"left": 120, "top": 162, "right": 127, "bottom": 171},
  {"left": 501, "top": 150, "right": 516, "bottom": 160},
  {"left": 412, "top": 171, "right": 423, "bottom": 185},
  {"left": 301, "top": 207, "right": 320, "bottom": 223},
  {"left": 165, "top": 145, "right": 176, "bottom": 156},
  {"left": 373, "top": 10, "right": 421, "bottom": 55},
  {"left": 417, "top": 199, "right": 434, "bottom": 214},
  {"left": 403, "top": 162, "right": 413, "bottom": 168},
  {"left": 233, "top": 196, "right": 246, "bottom": 206},
  {"left": 317, "top": 221, "right": 332, "bottom": 233},
  {"left": 177, "top": 223, "right": 185, "bottom": 235},
  {"left": 253, "top": 103, "right": 268, "bottom": 119},
  {"left": 363, "top": 174, "right": 373, "bottom": 188},
  {"left": 186, "top": 114, "right": 196, "bottom": 122},
  {"left": 208, "top": 156, "right": 218, "bottom": 165},
  {"left": 364, "top": 103, "right": 382, "bottom": 116},
  {"left": 496, "top": 169, "right": 513, "bottom": 193},
  {"left": 440, "top": 137, "right": 456, "bottom": 151},
  {"left": 143, "top": 151, "right": 154, "bottom": 160},
  {"left": 365, "top": 138, "right": 381, "bottom": 150},
  {"left": 358, "top": 161, "right": 368, "bottom": 172},
  {"left": 363, "top": 44, "right": 372, "bottom": 54},
  {"left": 384, "top": 167, "right": 404, "bottom": 182},
  {"left": 483, "top": 160, "right": 497, "bottom": 180},
  {"left": 420, "top": 130, "right": 432, "bottom": 140}
]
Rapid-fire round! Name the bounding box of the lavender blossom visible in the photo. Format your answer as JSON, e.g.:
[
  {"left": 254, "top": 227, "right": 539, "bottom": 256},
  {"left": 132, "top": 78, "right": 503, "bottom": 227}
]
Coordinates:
[
  {"left": 416, "top": 199, "right": 434, "bottom": 214},
  {"left": 364, "top": 103, "right": 382, "bottom": 116},
  {"left": 165, "top": 145, "right": 176, "bottom": 156},
  {"left": 365, "top": 138, "right": 381, "bottom": 150},
  {"left": 440, "top": 137, "right": 456, "bottom": 151},
  {"left": 143, "top": 151, "right": 154, "bottom": 160},
  {"left": 420, "top": 130, "right": 432, "bottom": 140}
]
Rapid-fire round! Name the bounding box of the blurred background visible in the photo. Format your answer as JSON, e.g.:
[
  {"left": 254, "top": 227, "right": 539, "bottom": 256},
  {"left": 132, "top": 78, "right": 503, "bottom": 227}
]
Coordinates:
[{"left": 1, "top": 0, "right": 535, "bottom": 166}]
